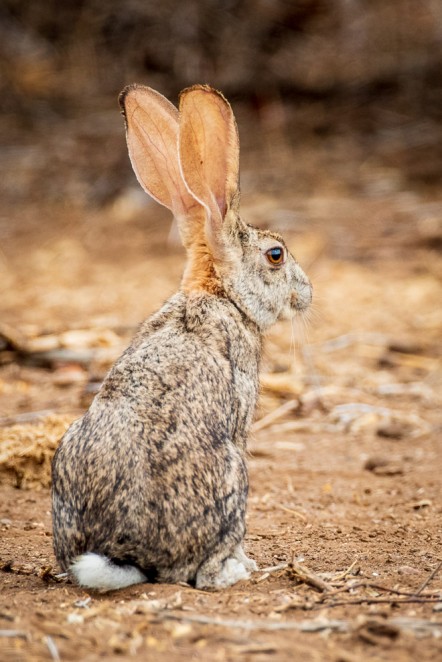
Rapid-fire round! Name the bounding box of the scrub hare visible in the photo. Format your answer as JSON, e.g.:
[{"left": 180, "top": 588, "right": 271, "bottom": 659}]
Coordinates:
[{"left": 51, "top": 84, "right": 312, "bottom": 591}]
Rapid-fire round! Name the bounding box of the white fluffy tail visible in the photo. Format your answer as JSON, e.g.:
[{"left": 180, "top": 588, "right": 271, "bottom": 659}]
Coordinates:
[{"left": 70, "top": 553, "right": 146, "bottom": 591}]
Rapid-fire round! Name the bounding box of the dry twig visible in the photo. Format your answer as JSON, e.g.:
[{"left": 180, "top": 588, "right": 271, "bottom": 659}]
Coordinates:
[
  {"left": 252, "top": 399, "right": 298, "bottom": 433},
  {"left": 44, "top": 635, "right": 61, "bottom": 662},
  {"left": 361, "top": 582, "right": 440, "bottom": 598},
  {"left": 0, "top": 409, "right": 56, "bottom": 427},
  {"left": 273, "top": 504, "right": 307, "bottom": 521},
  {"left": 414, "top": 559, "right": 442, "bottom": 596},
  {"left": 288, "top": 559, "right": 332, "bottom": 593},
  {"left": 259, "top": 563, "right": 289, "bottom": 574},
  {"left": 329, "top": 581, "right": 439, "bottom": 598},
  {"left": 316, "top": 597, "right": 440, "bottom": 608},
  {"left": 329, "top": 560, "right": 359, "bottom": 582},
  {"left": 162, "top": 612, "right": 348, "bottom": 632},
  {"left": 0, "top": 630, "right": 28, "bottom": 639},
  {"left": 153, "top": 612, "right": 442, "bottom": 637}
]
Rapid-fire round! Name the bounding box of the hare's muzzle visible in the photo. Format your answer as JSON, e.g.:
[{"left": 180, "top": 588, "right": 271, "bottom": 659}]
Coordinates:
[{"left": 292, "top": 277, "right": 312, "bottom": 311}]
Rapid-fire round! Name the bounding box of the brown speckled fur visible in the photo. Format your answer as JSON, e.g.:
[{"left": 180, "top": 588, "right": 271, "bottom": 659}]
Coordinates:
[
  {"left": 52, "top": 291, "right": 261, "bottom": 584},
  {"left": 51, "top": 84, "right": 312, "bottom": 589}
]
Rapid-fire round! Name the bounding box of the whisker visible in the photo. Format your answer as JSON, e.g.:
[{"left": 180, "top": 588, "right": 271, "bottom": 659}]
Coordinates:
[
  {"left": 292, "top": 310, "right": 310, "bottom": 348},
  {"left": 290, "top": 308, "right": 324, "bottom": 393},
  {"left": 303, "top": 303, "right": 322, "bottom": 327}
]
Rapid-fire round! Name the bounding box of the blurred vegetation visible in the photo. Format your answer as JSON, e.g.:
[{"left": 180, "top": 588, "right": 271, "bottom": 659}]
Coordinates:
[{"left": 1, "top": 0, "right": 441, "bottom": 207}]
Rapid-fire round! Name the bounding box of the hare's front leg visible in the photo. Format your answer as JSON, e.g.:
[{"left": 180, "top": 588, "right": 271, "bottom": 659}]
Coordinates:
[{"left": 195, "top": 544, "right": 257, "bottom": 589}]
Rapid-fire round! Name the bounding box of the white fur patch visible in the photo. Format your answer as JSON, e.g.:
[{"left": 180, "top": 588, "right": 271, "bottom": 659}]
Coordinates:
[
  {"left": 218, "top": 558, "right": 250, "bottom": 586},
  {"left": 196, "top": 558, "right": 250, "bottom": 588},
  {"left": 210, "top": 558, "right": 250, "bottom": 589},
  {"left": 70, "top": 553, "right": 146, "bottom": 591}
]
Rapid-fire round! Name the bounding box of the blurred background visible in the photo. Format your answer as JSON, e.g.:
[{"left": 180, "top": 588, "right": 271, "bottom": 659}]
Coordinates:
[
  {"left": 0, "top": 0, "right": 441, "bottom": 418},
  {"left": 1, "top": 7, "right": 442, "bottom": 653},
  {"left": 1, "top": 0, "right": 441, "bottom": 209},
  {"left": 0, "top": 6, "right": 442, "bottom": 662}
]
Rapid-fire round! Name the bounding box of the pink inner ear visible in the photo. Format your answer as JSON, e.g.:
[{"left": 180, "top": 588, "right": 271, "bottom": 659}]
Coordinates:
[
  {"left": 218, "top": 198, "right": 227, "bottom": 218},
  {"left": 122, "top": 85, "right": 200, "bottom": 222},
  {"left": 178, "top": 86, "right": 239, "bottom": 234}
]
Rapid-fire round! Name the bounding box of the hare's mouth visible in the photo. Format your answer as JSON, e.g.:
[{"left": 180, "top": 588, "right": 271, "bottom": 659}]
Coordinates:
[{"left": 291, "top": 281, "right": 312, "bottom": 311}]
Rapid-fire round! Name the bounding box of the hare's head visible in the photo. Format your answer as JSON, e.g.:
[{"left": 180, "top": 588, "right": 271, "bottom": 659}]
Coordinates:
[{"left": 119, "top": 84, "right": 312, "bottom": 330}]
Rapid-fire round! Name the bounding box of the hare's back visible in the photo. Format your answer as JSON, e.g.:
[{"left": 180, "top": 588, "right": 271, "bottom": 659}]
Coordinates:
[
  {"left": 52, "top": 395, "right": 248, "bottom": 573},
  {"left": 52, "top": 293, "right": 259, "bottom": 569}
]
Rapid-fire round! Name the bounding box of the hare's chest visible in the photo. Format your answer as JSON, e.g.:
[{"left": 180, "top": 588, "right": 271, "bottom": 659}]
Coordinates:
[{"left": 229, "top": 364, "right": 259, "bottom": 446}]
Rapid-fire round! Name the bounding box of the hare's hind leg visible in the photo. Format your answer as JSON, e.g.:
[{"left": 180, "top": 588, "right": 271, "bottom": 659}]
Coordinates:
[
  {"left": 196, "top": 556, "right": 249, "bottom": 589},
  {"left": 195, "top": 544, "right": 257, "bottom": 589}
]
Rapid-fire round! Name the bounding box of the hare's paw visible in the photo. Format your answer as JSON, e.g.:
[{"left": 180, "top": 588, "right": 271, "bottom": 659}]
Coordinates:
[
  {"left": 196, "top": 557, "right": 250, "bottom": 589},
  {"left": 234, "top": 544, "right": 258, "bottom": 572}
]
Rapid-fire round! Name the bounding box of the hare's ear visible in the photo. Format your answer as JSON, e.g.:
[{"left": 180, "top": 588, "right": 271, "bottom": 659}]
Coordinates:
[
  {"left": 119, "top": 84, "right": 199, "bottom": 223},
  {"left": 178, "top": 85, "right": 240, "bottom": 255}
]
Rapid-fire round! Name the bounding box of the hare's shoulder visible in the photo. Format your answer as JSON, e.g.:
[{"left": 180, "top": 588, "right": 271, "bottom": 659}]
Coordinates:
[{"left": 119, "top": 291, "right": 260, "bottom": 373}]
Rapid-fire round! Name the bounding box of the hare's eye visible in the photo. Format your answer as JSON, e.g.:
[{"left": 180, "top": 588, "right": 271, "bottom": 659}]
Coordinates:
[{"left": 265, "top": 246, "right": 285, "bottom": 266}]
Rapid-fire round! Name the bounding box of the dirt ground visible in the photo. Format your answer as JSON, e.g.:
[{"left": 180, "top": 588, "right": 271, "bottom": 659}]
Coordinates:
[{"left": 1, "top": 125, "right": 442, "bottom": 662}]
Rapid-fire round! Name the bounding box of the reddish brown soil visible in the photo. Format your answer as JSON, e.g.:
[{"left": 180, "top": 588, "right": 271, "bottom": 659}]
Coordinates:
[{"left": 1, "top": 151, "right": 441, "bottom": 661}]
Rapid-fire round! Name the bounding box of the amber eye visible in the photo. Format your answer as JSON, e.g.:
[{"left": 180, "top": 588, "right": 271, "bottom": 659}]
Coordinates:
[{"left": 265, "top": 246, "right": 285, "bottom": 266}]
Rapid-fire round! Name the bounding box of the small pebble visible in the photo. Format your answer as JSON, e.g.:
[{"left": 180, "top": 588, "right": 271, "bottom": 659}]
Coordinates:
[
  {"left": 397, "top": 565, "right": 420, "bottom": 576},
  {"left": 412, "top": 499, "right": 432, "bottom": 510},
  {"left": 376, "top": 422, "right": 411, "bottom": 439},
  {"left": 364, "top": 456, "right": 389, "bottom": 471},
  {"left": 363, "top": 456, "right": 404, "bottom": 475}
]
